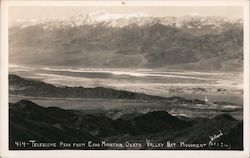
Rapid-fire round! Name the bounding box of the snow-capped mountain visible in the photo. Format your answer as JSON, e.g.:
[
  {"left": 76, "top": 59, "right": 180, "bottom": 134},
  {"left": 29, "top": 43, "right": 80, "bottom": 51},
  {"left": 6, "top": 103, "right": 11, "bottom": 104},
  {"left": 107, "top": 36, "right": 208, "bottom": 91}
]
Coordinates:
[
  {"left": 9, "top": 10, "right": 243, "bottom": 71},
  {"left": 12, "top": 10, "right": 151, "bottom": 29},
  {"left": 11, "top": 10, "right": 242, "bottom": 29}
]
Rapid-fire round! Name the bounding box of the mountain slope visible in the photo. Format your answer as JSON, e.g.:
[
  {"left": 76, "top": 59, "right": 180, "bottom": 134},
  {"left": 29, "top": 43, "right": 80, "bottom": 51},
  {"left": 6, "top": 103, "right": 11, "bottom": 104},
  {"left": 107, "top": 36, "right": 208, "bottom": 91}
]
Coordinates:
[
  {"left": 9, "top": 13, "right": 243, "bottom": 71},
  {"left": 9, "top": 74, "right": 166, "bottom": 100},
  {"left": 9, "top": 100, "right": 99, "bottom": 149},
  {"left": 10, "top": 74, "right": 213, "bottom": 105}
]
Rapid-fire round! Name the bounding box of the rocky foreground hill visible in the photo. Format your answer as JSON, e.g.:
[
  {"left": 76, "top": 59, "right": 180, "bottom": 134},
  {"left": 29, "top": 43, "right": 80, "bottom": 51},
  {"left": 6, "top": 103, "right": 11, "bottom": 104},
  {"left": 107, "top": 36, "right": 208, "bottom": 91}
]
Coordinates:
[{"left": 9, "top": 99, "right": 242, "bottom": 150}]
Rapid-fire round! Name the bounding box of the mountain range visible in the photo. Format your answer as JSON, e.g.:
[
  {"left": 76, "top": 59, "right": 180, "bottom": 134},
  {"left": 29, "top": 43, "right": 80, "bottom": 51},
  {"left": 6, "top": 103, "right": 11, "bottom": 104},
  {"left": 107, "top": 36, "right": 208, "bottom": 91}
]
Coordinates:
[
  {"left": 12, "top": 10, "right": 242, "bottom": 29},
  {"left": 12, "top": 74, "right": 234, "bottom": 106},
  {"left": 9, "top": 11, "right": 243, "bottom": 71}
]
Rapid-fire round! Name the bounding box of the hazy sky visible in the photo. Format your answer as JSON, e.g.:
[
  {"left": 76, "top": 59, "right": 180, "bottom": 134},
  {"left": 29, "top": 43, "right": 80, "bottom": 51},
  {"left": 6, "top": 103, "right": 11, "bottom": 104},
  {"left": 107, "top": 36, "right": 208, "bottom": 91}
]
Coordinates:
[{"left": 9, "top": 6, "right": 243, "bottom": 23}]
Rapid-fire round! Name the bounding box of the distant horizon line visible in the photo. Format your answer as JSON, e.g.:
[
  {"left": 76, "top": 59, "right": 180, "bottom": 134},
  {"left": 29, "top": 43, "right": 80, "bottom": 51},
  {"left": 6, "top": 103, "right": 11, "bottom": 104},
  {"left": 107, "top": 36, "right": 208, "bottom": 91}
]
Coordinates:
[{"left": 9, "top": 6, "right": 243, "bottom": 23}]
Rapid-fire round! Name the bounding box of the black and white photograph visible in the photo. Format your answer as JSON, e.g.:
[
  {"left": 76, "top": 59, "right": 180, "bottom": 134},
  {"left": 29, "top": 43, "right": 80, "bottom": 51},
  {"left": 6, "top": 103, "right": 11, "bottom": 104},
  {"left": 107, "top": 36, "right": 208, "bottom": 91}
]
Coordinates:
[{"left": 1, "top": 1, "right": 249, "bottom": 156}]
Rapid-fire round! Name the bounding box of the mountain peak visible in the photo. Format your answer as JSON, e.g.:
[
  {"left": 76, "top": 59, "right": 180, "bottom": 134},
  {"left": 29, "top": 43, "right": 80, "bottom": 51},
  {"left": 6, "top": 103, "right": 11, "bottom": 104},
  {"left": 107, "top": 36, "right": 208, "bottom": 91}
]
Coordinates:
[
  {"left": 212, "top": 114, "right": 237, "bottom": 121},
  {"left": 124, "top": 12, "right": 150, "bottom": 18},
  {"left": 88, "top": 10, "right": 150, "bottom": 22},
  {"left": 89, "top": 10, "right": 109, "bottom": 17},
  {"left": 11, "top": 99, "right": 43, "bottom": 111}
]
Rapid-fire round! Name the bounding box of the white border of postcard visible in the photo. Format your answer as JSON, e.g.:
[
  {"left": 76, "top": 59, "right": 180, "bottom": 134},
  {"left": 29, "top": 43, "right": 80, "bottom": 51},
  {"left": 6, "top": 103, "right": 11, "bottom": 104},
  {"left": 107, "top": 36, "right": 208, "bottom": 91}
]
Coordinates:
[{"left": 1, "top": 1, "right": 249, "bottom": 158}]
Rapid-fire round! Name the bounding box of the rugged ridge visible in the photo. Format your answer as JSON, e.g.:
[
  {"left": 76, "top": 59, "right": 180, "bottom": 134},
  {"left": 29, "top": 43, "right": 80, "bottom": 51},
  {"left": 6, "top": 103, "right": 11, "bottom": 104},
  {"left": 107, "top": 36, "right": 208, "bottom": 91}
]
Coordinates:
[
  {"left": 9, "top": 74, "right": 166, "bottom": 100},
  {"left": 9, "top": 74, "right": 204, "bottom": 104}
]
